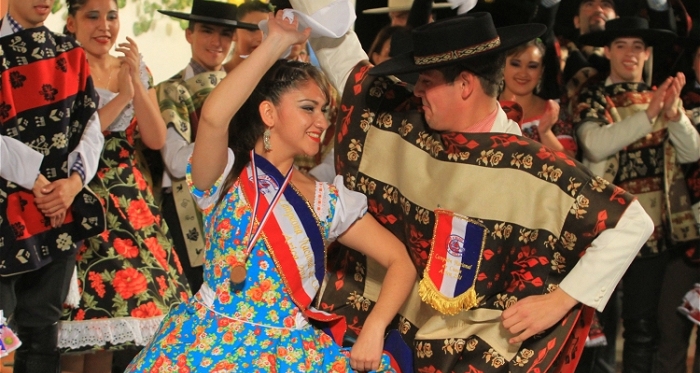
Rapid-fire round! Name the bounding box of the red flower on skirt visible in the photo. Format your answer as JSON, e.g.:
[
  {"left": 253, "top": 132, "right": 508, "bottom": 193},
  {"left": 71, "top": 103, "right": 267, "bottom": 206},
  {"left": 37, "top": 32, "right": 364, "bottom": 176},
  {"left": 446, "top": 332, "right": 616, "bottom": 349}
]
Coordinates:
[
  {"left": 75, "top": 309, "right": 85, "bottom": 321},
  {"left": 127, "top": 199, "right": 155, "bottom": 230},
  {"left": 113, "top": 237, "right": 139, "bottom": 258},
  {"left": 133, "top": 168, "right": 148, "bottom": 191},
  {"left": 130, "top": 301, "right": 163, "bottom": 318},
  {"left": 172, "top": 250, "right": 184, "bottom": 274},
  {"left": 144, "top": 236, "right": 167, "bottom": 269},
  {"left": 88, "top": 271, "right": 107, "bottom": 298},
  {"left": 113, "top": 267, "right": 147, "bottom": 299}
]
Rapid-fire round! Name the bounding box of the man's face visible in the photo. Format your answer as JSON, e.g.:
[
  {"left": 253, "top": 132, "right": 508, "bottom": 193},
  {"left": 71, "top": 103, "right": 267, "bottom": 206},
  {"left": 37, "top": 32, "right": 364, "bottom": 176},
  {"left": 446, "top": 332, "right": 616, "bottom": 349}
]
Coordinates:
[
  {"left": 186, "top": 23, "right": 235, "bottom": 71},
  {"left": 575, "top": 0, "right": 616, "bottom": 35},
  {"left": 233, "top": 11, "right": 269, "bottom": 56},
  {"left": 604, "top": 37, "right": 650, "bottom": 83},
  {"left": 413, "top": 69, "right": 463, "bottom": 131},
  {"left": 8, "top": 0, "right": 54, "bottom": 29},
  {"left": 388, "top": 11, "right": 409, "bottom": 26}
]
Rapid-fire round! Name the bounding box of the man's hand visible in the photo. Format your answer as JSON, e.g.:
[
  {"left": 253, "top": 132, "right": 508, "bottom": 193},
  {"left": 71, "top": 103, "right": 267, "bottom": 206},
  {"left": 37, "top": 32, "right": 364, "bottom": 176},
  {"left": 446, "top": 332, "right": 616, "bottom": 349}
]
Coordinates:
[
  {"left": 350, "top": 317, "right": 385, "bottom": 372},
  {"left": 501, "top": 287, "right": 579, "bottom": 344},
  {"left": 662, "top": 72, "right": 685, "bottom": 122},
  {"left": 646, "top": 76, "right": 672, "bottom": 121},
  {"left": 50, "top": 211, "right": 67, "bottom": 228},
  {"left": 35, "top": 173, "right": 83, "bottom": 217},
  {"left": 32, "top": 174, "right": 51, "bottom": 199}
]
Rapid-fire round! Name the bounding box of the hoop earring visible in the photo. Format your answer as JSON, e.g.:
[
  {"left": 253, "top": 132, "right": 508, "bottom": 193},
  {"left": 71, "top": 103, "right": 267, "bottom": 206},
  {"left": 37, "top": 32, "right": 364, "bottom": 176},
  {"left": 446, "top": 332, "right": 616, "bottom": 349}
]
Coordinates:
[{"left": 263, "top": 128, "right": 272, "bottom": 152}]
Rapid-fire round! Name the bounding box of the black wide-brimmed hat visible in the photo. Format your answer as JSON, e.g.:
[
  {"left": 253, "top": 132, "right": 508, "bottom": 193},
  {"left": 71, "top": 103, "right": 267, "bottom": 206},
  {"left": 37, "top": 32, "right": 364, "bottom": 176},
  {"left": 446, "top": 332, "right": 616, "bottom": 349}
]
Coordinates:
[
  {"left": 363, "top": 0, "right": 451, "bottom": 14},
  {"left": 158, "top": 0, "right": 259, "bottom": 30},
  {"left": 370, "top": 12, "right": 546, "bottom": 76},
  {"left": 578, "top": 16, "right": 676, "bottom": 47}
]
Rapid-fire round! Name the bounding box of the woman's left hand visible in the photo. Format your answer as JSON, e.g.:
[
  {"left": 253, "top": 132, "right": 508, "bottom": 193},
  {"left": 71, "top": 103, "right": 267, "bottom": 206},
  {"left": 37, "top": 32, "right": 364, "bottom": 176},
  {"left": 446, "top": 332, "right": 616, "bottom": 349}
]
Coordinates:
[
  {"left": 350, "top": 320, "right": 384, "bottom": 372},
  {"left": 266, "top": 11, "right": 311, "bottom": 49},
  {"left": 116, "top": 36, "right": 141, "bottom": 86}
]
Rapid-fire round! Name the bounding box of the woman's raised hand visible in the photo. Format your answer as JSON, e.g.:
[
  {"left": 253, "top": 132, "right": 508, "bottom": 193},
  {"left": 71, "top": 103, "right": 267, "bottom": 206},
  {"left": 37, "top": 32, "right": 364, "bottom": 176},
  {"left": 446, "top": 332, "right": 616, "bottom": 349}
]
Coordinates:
[
  {"left": 266, "top": 11, "right": 311, "bottom": 49},
  {"left": 116, "top": 36, "right": 142, "bottom": 87}
]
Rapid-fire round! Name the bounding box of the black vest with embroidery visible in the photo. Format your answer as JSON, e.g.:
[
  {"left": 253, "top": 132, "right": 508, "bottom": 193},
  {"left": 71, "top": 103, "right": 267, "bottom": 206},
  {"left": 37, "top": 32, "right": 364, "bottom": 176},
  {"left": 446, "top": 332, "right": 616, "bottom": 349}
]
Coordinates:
[{"left": 0, "top": 26, "right": 105, "bottom": 275}]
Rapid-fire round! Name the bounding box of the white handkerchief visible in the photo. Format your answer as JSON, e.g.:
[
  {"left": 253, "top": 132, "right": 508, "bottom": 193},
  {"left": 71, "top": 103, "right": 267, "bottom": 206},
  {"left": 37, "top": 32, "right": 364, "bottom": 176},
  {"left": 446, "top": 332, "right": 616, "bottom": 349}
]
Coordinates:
[
  {"left": 258, "top": 0, "right": 355, "bottom": 39},
  {"left": 447, "top": 0, "right": 477, "bottom": 14}
]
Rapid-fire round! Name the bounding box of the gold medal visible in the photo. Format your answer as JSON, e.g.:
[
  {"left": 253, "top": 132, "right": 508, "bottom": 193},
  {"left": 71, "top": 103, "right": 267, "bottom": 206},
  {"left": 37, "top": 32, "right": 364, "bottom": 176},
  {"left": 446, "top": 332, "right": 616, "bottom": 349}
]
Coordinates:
[{"left": 230, "top": 264, "right": 247, "bottom": 285}]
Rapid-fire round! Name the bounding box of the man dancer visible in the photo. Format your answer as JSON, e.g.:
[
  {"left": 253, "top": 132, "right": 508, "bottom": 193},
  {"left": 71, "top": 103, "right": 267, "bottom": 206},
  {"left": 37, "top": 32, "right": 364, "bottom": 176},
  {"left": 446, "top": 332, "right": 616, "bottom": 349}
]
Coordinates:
[
  {"left": 289, "top": 2, "right": 653, "bottom": 372},
  {"left": 574, "top": 16, "right": 699, "bottom": 373},
  {"left": 156, "top": 0, "right": 257, "bottom": 293},
  {"left": 0, "top": 0, "right": 105, "bottom": 371}
]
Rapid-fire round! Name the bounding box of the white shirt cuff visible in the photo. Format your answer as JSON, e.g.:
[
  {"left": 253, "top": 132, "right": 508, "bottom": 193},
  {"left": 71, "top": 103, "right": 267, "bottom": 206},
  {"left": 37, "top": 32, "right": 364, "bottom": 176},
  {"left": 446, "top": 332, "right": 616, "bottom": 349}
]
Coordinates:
[{"left": 0, "top": 136, "right": 43, "bottom": 190}]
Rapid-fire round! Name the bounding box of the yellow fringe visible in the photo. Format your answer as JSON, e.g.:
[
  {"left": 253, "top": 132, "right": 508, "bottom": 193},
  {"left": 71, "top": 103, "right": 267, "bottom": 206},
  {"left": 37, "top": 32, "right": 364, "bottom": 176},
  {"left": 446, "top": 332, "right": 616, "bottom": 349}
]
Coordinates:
[{"left": 418, "top": 277, "right": 478, "bottom": 316}]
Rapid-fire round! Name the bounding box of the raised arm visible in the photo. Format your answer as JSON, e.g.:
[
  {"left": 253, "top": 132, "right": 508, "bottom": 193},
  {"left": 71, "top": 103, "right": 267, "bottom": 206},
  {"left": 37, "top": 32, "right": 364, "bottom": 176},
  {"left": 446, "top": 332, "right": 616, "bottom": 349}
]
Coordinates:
[
  {"left": 191, "top": 12, "right": 310, "bottom": 190},
  {"left": 115, "top": 38, "right": 167, "bottom": 149}
]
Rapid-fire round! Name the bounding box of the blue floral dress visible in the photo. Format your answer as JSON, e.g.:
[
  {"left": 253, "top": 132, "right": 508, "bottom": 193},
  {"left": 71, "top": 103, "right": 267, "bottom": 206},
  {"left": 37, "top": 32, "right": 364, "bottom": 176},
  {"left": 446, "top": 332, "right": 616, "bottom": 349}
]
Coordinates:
[{"left": 127, "top": 149, "right": 394, "bottom": 372}]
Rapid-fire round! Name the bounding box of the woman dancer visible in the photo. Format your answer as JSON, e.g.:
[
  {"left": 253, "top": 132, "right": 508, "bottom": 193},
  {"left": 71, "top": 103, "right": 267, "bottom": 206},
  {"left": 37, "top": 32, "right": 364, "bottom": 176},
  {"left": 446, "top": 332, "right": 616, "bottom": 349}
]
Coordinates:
[{"left": 127, "top": 12, "right": 416, "bottom": 373}]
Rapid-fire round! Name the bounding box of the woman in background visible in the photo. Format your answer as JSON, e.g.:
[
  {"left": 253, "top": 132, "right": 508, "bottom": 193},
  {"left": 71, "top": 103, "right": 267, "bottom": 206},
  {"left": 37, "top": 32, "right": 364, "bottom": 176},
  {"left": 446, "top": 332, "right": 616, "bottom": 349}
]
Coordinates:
[
  {"left": 499, "top": 38, "right": 577, "bottom": 157},
  {"left": 59, "top": 0, "right": 190, "bottom": 372}
]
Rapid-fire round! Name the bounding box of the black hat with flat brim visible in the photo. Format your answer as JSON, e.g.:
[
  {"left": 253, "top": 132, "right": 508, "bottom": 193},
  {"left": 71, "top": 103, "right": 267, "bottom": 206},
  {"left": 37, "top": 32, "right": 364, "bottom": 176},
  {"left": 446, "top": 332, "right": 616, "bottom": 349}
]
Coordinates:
[
  {"left": 578, "top": 16, "right": 676, "bottom": 47},
  {"left": 369, "top": 12, "right": 546, "bottom": 76},
  {"left": 363, "top": 0, "right": 452, "bottom": 14},
  {"left": 158, "top": 0, "right": 259, "bottom": 30}
]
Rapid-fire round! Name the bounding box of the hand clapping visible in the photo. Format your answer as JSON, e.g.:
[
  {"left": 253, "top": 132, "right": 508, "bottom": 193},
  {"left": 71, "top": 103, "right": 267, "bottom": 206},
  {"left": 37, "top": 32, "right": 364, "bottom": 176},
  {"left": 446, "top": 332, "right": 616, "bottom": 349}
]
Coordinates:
[
  {"left": 116, "top": 36, "right": 141, "bottom": 93},
  {"left": 647, "top": 72, "right": 686, "bottom": 121}
]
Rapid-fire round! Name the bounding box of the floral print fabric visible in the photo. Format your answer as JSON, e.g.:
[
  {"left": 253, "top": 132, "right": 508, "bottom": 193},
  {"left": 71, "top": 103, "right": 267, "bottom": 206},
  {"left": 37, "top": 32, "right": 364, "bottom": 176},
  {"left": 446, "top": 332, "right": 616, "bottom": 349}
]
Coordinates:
[
  {"left": 58, "top": 64, "right": 191, "bottom": 352},
  {"left": 127, "top": 155, "right": 393, "bottom": 372}
]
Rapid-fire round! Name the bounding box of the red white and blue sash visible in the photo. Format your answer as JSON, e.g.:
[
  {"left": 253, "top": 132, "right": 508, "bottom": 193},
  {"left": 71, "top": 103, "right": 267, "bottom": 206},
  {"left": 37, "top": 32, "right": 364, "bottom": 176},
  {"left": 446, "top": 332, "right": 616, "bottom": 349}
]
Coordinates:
[
  {"left": 240, "top": 154, "right": 326, "bottom": 312},
  {"left": 419, "top": 209, "right": 487, "bottom": 315}
]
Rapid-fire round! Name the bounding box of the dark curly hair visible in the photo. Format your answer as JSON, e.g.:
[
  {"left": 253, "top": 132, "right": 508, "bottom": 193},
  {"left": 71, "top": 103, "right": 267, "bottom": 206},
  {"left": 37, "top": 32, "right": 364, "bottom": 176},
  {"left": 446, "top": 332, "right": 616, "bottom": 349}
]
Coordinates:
[{"left": 217, "top": 59, "right": 331, "bottom": 205}]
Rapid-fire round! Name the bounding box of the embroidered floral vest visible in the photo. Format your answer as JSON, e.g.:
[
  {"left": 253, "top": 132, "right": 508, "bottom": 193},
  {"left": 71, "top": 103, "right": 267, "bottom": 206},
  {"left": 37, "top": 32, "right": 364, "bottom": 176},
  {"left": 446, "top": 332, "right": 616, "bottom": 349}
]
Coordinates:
[{"left": 0, "top": 27, "right": 105, "bottom": 275}]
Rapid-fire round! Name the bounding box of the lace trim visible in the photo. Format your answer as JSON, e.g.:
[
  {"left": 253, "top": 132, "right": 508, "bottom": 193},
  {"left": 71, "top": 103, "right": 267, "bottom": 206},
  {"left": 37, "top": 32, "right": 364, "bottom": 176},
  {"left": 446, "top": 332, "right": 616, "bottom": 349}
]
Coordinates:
[{"left": 57, "top": 316, "right": 164, "bottom": 350}]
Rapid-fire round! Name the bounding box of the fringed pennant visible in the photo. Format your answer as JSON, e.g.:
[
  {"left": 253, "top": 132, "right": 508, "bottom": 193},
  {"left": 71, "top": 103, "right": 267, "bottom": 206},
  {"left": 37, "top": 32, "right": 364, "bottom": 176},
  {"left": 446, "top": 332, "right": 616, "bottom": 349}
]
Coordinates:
[{"left": 419, "top": 209, "right": 487, "bottom": 315}]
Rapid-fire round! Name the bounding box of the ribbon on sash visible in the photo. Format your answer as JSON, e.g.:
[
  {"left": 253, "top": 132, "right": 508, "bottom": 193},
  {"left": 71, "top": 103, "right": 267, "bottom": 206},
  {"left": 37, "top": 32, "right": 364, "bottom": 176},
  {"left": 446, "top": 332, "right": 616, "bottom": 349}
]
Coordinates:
[
  {"left": 419, "top": 209, "right": 488, "bottom": 315},
  {"left": 239, "top": 154, "right": 327, "bottom": 312}
]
